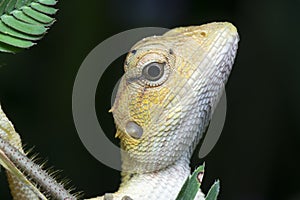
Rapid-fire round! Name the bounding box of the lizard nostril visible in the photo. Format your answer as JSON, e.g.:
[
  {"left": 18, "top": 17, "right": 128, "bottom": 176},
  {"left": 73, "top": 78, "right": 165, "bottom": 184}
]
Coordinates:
[{"left": 125, "top": 121, "right": 143, "bottom": 139}]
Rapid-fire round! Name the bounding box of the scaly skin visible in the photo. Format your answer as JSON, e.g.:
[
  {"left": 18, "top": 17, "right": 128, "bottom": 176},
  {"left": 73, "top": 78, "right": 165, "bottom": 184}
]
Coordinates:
[
  {"left": 0, "top": 105, "right": 75, "bottom": 199},
  {"left": 0, "top": 105, "right": 39, "bottom": 200},
  {"left": 90, "top": 22, "right": 239, "bottom": 200},
  {"left": 0, "top": 22, "right": 239, "bottom": 200}
]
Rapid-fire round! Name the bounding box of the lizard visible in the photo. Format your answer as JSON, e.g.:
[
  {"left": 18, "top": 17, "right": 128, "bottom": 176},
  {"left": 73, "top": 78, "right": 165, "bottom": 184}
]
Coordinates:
[{"left": 0, "top": 21, "right": 239, "bottom": 200}]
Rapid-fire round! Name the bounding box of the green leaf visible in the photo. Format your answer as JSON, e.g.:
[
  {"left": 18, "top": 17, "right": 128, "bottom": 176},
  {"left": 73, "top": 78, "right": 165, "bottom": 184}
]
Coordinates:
[
  {"left": 176, "top": 164, "right": 205, "bottom": 200},
  {"left": 0, "top": 21, "right": 42, "bottom": 40},
  {"left": 15, "top": 0, "right": 34, "bottom": 9},
  {"left": 22, "top": 6, "right": 54, "bottom": 24},
  {"left": 0, "top": 32, "right": 34, "bottom": 48},
  {"left": 0, "top": 41, "right": 21, "bottom": 53},
  {"left": 31, "top": 2, "right": 57, "bottom": 15},
  {"left": 12, "top": 10, "right": 42, "bottom": 25},
  {"left": 0, "top": 0, "right": 57, "bottom": 53},
  {"left": 205, "top": 180, "right": 220, "bottom": 200},
  {"left": 0, "top": 0, "right": 10, "bottom": 15},
  {"left": 1, "top": 14, "right": 46, "bottom": 35},
  {"left": 38, "top": 0, "right": 57, "bottom": 6},
  {"left": 5, "top": 0, "right": 17, "bottom": 14}
]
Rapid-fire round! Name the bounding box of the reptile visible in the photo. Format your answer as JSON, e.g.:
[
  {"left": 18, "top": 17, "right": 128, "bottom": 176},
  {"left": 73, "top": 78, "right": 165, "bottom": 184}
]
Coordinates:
[{"left": 0, "top": 21, "right": 239, "bottom": 200}]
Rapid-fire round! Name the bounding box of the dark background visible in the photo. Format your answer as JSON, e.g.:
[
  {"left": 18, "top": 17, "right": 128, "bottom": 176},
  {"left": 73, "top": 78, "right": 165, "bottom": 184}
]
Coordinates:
[{"left": 0, "top": 0, "right": 300, "bottom": 199}]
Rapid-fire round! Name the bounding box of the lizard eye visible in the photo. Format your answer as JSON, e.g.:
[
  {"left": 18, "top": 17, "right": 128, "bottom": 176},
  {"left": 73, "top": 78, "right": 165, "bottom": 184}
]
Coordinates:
[
  {"left": 142, "top": 62, "right": 164, "bottom": 81},
  {"left": 141, "top": 62, "right": 168, "bottom": 86}
]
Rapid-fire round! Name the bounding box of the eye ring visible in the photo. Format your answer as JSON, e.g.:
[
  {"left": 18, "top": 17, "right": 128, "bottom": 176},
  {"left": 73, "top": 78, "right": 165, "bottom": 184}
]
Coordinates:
[
  {"left": 141, "top": 61, "right": 169, "bottom": 87},
  {"left": 142, "top": 62, "right": 165, "bottom": 82}
]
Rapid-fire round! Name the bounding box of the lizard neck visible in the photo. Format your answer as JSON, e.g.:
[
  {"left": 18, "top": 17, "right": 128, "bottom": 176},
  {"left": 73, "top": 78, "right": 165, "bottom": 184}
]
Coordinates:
[{"left": 116, "top": 153, "right": 191, "bottom": 200}]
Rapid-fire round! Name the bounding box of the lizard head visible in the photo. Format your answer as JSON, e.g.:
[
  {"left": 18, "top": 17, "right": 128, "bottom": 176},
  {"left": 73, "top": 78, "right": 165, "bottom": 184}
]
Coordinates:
[{"left": 111, "top": 22, "right": 239, "bottom": 173}]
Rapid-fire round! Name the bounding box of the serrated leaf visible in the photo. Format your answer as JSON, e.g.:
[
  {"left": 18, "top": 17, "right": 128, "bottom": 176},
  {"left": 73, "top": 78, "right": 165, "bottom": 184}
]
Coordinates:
[
  {"left": 205, "top": 180, "right": 220, "bottom": 200},
  {"left": 0, "top": 147, "right": 47, "bottom": 200},
  {"left": 0, "top": 105, "right": 75, "bottom": 199}
]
